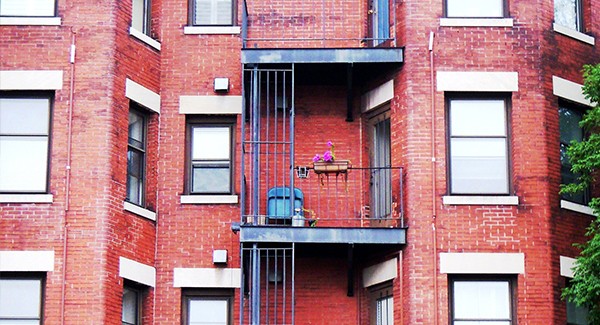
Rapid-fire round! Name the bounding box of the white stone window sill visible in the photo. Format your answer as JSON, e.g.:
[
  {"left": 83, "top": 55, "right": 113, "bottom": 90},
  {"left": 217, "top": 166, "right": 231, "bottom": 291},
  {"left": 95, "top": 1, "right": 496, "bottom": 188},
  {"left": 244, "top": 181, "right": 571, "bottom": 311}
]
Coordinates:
[
  {"left": 553, "top": 24, "right": 595, "bottom": 45},
  {"left": 180, "top": 195, "right": 239, "bottom": 204},
  {"left": 560, "top": 200, "right": 596, "bottom": 216},
  {"left": 124, "top": 201, "right": 157, "bottom": 221},
  {"left": 129, "top": 27, "right": 161, "bottom": 51},
  {"left": 442, "top": 195, "right": 519, "bottom": 206},
  {"left": 0, "top": 17, "right": 61, "bottom": 25},
  {"left": 440, "top": 18, "right": 514, "bottom": 27},
  {"left": 183, "top": 26, "right": 241, "bottom": 35},
  {"left": 0, "top": 194, "right": 53, "bottom": 203}
]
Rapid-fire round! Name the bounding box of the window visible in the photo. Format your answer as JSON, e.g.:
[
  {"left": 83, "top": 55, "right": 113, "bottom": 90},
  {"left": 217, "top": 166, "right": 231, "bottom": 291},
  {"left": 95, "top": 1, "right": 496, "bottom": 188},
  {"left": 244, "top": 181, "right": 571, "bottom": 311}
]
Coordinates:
[
  {"left": 450, "top": 277, "right": 515, "bottom": 325},
  {"left": 554, "top": 0, "right": 583, "bottom": 31},
  {"left": 122, "top": 285, "right": 142, "bottom": 325},
  {"left": 190, "top": 0, "right": 234, "bottom": 26},
  {"left": 445, "top": 0, "right": 505, "bottom": 18},
  {"left": 187, "top": 121, "right": 234, "bottom": 194},
  {"left": 132, "top": 0, "right": 152, "bottom": 36},
  {"left": 0, "top": 275, "right": 44, "bottom": 324},
  {"left": 127, "top": 106, "right": 147, "bottom": 206},
  {"left": 0, "top": 0, "right": 56, "bottom": 17},
  {"left": 559, "top": 104, "right": 589, "bottom": 205},
  {"left": 448, "top": 97, "right": 509, "bottom": 194},
  {"left": 370, "top": 0, "right": 390, "bottom": 46},
  {"left": 0, "top": 94, "right": 51, "bottom": 193},
  {"left": 182, "top": 289, "right": 232, "bottom": 325},
  {"left": 370, "top": 284, "right": 394, "bottom": 325}
]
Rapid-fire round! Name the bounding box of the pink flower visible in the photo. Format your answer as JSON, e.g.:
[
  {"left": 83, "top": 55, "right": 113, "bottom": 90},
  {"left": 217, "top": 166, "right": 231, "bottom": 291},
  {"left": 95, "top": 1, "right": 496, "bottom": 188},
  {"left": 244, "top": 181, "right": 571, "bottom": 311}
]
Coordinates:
[
  {"left": 312, "top": 154, "right": 321, "bottom": 162},
  {"left": 327, "top": 141, "right": 333, "bottom": 147},
  {"left": 323, "top": 151, "right": 333, "bottom": 162}
]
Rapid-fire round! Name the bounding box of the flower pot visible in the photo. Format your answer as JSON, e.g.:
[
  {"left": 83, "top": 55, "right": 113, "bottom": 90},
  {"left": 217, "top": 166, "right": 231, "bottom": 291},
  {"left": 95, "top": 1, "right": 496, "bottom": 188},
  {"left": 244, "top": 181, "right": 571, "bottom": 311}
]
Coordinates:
[{"left": 312, "top": 160, "right": 350, "bottom": 174}]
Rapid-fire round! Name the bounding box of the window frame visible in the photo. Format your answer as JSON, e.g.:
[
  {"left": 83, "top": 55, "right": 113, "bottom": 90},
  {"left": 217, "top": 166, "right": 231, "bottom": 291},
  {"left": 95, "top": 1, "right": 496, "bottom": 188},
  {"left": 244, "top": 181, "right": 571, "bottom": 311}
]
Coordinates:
[
  {"left": 449, "top": 275, "right": 516, "bottom": 325},
  {"left": 126, "top": 104, "right": 148, "bottom": 207},
  {"left": 122, "top": 282, "right": 143, "bottom": 325},
  {"left": 559, "top": 101, "right": 590, "bottom": 205},
  {"left": 0, "top": 0, "right": 57, "bottom": 17},
  {"left": 0, "top": 273, "right": 45, "bottom": 324},
  {"left": 444, "top": 0, "right": 508, "bottom": 18},
  {"left": 181, "top": 288, "right": 233, "bottom": 325},
  {"left": 0, "top": 91, "right": 53, "bottom": 194},
  {"left": 446, "top": 94, "right": 512, "bottom": 195},
  {"left": 369, "top": 282, "right": 394, "bottom": 325},
  {"left": 186, "top": 118, "right": 235, "bottom": 195},
  {"left": 554, "top": 0, "right": 584, "bottom": 32},
  {"left": 188, "top": 0, "right": 236, "bottom": 27},
  {"left": 131, "top": 0, "right": 152, "bottom": 36}
]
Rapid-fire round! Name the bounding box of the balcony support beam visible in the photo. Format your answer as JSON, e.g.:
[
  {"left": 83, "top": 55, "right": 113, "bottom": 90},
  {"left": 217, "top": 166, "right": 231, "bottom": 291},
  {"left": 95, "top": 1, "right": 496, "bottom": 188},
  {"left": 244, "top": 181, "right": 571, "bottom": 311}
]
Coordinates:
[
  {"left": 241, "top": 48, "right": 403, "bottom": 64},
  {"left": 239, "top": 226, "right": 406, "bottom": 245}
]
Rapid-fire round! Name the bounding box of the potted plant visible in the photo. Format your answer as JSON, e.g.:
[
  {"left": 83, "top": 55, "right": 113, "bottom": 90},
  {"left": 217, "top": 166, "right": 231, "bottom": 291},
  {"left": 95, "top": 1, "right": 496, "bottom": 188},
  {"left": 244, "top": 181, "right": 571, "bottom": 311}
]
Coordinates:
[{"left": 312, "top": 141, "right": 350, "bottom": 174}]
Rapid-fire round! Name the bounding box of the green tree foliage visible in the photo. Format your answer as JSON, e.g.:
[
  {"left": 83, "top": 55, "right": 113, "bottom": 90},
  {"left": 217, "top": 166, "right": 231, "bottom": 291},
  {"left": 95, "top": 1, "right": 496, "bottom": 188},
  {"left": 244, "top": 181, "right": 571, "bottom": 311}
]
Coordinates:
[{"left": 561, "top": 63, "right": 600, "bottom": 323}]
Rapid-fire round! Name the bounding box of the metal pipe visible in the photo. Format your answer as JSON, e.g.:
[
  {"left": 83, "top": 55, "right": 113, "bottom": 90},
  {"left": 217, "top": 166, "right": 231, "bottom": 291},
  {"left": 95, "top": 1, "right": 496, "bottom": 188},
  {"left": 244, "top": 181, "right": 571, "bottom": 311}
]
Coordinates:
[
  {"left": 251, "top": 244, "right": 261, "bottom": 324},
  {"left": 289, "top": 66, "right": 295, "bottom": 216},
  {"left": 252, "top": 67, "right": 260, "bottom": 221},
  {"left": 428, "top": 31, "right": 439, "bottom": 325}
]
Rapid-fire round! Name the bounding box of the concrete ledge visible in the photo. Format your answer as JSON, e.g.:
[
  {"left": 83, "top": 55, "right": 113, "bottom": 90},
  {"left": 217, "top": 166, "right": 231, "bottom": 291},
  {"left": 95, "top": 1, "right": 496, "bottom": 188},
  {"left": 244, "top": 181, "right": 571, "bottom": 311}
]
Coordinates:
[
  {"left": 0, "top": 17, "right": 61, "bottom": 25},
  {"left": 179, "top": 96, "right": 242, "bottom": 115},
  {"left": 440, "top": 18, "right": 513, "bottom": 27},
  {"left": 361, "top": 79, "right": 393, "bottom": 113},
  {"left": 363, "top": 258, "right": 398, "bottom": 287},
  {"left": 437, "top": 71, "right": 518, "bottom": 92},
  {"left": 442, "top": 195, "right": 519, "bottom": 206},
  {"left": 0, "top": 194, "right": 53, "bottom": 203},
  {"left": 129, "top": 27, "right": 161, "bottom": 51},
  {"left": 126, "top": 78, "right": 161, "bottom": 113},
  {"left": 552, "top": 76, "right": 593, "bottom": 107},
  {"left": 0, "top": 251, "right": 54, "bottom": 271},
  {"left": 553, "top": 23, "right": 595, "bottom": 46},
  {"left": 184, "top": 26, "right": 241, "bottom": 35},
  {"left": 440, "top": 252, "right": 525, "bottom": 274},
  {"left": 0, "top": 70, "right": 63, "bottom": 90},
  {"left": 123, "top": 201, "right": 157, "bottom": 221},
  {"left": 561, "top": 200, "right": 596, "bottom": 216},
  {"left": 560, "top": 256, "right": 576, "bottom": 278},
  {"left": 119, "top": 257, "right": 156, "bottom": 287},
  {"left": 173, "top": 268, "right": 241, "bottom": 288},
  {"left": 180, "top": 195, "right": 238, "bottom": 204}
]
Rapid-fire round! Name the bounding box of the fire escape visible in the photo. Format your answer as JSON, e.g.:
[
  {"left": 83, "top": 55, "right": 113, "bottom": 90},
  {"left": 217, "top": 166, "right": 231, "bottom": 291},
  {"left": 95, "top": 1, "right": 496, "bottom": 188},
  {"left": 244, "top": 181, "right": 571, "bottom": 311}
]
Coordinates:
[{"left": 237, "top": 1, "right": 406, "bottom": 324}]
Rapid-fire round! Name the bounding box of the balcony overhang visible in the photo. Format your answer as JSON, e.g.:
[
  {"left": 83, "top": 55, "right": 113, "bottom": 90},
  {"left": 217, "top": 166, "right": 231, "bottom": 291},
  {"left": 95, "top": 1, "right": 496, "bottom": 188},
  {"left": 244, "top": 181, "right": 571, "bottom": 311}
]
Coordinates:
[
  {"left": 239, "top": 226, "right": 406, "bottom": 245},
  {"left": 241, "top": 48, "right": 404, "bottom": 64}
]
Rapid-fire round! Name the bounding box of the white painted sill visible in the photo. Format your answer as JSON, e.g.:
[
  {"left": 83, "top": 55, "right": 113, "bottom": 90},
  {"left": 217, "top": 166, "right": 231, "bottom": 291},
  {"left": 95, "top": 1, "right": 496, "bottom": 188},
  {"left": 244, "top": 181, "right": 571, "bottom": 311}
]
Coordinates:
[
  {"left": 553, "top": 23, "right": 595, "bottom": 46},
  {"left": 440, "top": 18, "right": 514, "bottom": 27},
  {"left": 0, "top": 17, "right": 61, "bottom": 26},
  {"left": 442, "top": 195, "right": 519, "bottom": 206},
  {"left": 183, "top": 26, "right": 241, "bottom": 35},
  {"left": 180, "top": 195, "right": 239, "bottom": 205},
  {"left": 129, "top": 27, "right": 161, "bottom": 51},
  {"left": 0, "top": 194, "right": 53, "bottom": 203},
  {"left": 123, "top": 201, "right": 157, "bottom": 221},
  {"left": 560, "top": 200, "right": 596, "bottom": 216}
]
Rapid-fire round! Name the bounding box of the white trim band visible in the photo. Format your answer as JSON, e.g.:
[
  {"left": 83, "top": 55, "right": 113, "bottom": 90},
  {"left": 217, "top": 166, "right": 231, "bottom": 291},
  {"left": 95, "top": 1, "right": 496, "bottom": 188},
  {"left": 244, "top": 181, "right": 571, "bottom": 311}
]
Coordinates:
[
  {"left": 0, "top": 194, "right": 53, "bottom": 203},
  {"left": 553, "top": 24, "right": 595, "bottom": 46},
  {"left": 183, "top": 26, "right": 241, "bottom": 35},
  {"left": 437, "top": 71, "right": 519, "bottom": 92},
  {"left": 363, "top": 258, "right": 398, "bottom": 287},
  {"left": 560, "top": 256, "right": 577, "bottom": 278},
  {"left": 173, "top": 268, "right": 241, "bottom": 288},
  {"left": 129, "top": 27, "right": 161, "bottom": 51},
  {"left": 0, "top": 17, "right": 61, "bottom": 25},
  {"left": 440, "top": 18, "right": 513, "bottom": 27},
  {"left": 0, "top": 251, "right": 54, "bottom": 271},
  {"left": 119, "top": 257, "right": 156, "bottom": 287},
  {"left": 180, "top": 195, "right": 238, "bottom": 205},
  {"left": 0, "top": 70, "right": 63, "bottom": 90},
  {"left": 552, "top": 76, "right": 593, "bottom": 107},
  {"left": 361, "top": 79, "right": 394, "bottom": 113},
  {"left": 123, "top": 201, "right": 157, "bottom": 221},
  {"left": 561, "top": 200, "right": 596, "bottom": 216},
  {"left": 125, "top": 78, "right": 161, "bottom": 113},
  {"left": 440, "top": 252, "right": 525, "bottom": 274},
  {"left": 442, "top": 195, "right": 519, "bottom": 206},
  {"left": 179, "top": 95, "right": 243, "bottom": 115}
]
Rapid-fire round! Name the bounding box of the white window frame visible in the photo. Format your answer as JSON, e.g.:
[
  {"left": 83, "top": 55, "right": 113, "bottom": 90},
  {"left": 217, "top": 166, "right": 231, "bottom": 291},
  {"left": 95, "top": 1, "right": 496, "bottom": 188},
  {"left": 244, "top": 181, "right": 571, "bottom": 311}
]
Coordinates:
[
  {"left": 190, "top": 0, "right": 234, "bottom": 26},
  {"left": 182, "top": 289, "right": 233, "bottom": 325},
  {"left": 450, "top": 276, "right": 515, "bottom": 325},
  {"left": 0, "top": 93, "right": 52, "bottom": 194},
  {"left": 126, "top": 105, "right": 148, "bottom": 207},
  {"left": 445, "top": 0, "right": 506, "bottom": 18},
  {"left": 448, "top": 96, "right": 510, "bottom": 195},
  {"left": 131, "top": 0, "right": 151, "bottom": 36},
  {"left": 0, "top": 274, "right": 44, "bottom": 324},
  {"left": 0, "top": 0, "right": 56, "bottom": 17}
]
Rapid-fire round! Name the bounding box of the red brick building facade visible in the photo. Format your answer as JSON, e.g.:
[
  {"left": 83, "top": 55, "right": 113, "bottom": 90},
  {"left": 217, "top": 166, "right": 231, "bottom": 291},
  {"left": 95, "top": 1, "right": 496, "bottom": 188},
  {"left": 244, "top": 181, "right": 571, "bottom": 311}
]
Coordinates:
[{"left": 0, "top": 0, "right": 599, "bottom": 324}]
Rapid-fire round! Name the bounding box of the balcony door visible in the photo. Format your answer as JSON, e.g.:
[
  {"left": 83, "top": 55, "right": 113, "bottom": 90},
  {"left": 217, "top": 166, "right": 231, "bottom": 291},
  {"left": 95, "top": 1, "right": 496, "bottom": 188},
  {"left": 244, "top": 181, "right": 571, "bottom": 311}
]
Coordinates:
[
  {"left": 370, "top": 0, "right": 390, "bottom": 46},
  {"left": 370, "top": 112, "right": 391, "bottom": 222}
]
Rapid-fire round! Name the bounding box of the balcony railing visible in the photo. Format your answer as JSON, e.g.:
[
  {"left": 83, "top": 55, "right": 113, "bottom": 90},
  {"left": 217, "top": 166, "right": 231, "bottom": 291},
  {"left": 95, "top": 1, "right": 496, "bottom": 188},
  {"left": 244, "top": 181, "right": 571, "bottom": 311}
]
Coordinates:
[
  {"left": 242, "top": 0, "right": 397, "bottom": 48},
  {"left": 242, "top": 165, "right": 404, "bottom": 228}
]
